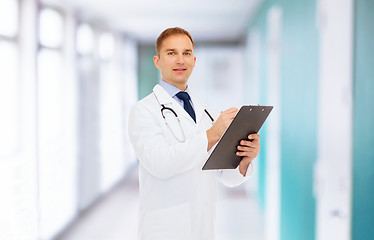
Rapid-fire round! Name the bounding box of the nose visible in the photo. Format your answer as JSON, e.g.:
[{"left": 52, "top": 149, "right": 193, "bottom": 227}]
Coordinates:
[{"left": 176, "top": 54, "right": 184, "bottom": 64}]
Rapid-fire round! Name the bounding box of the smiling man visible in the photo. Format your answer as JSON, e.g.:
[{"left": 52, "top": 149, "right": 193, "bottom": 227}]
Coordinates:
[
  {"left": 128, "top": 27, "right": 261, "bottom": 240},
  {"left": 153, "top": 32, "right": 196, "bottom": 90}
]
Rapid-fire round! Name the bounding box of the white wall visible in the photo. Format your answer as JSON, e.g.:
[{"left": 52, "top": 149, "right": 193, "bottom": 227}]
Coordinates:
[
  {"left": 189, "top": 46, "right": 245, "bottom": 112},
  {"left": 264, "top": 6, "right": 282, "bottom": 240},
  {"left": 315, "top": 0, "right": 354, "bottom": 239}
]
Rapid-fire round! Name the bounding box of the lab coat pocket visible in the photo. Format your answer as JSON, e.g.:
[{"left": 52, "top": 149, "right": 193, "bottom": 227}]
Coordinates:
[{"left": 142, "top": 202, "right": 192, "bottom": 240}]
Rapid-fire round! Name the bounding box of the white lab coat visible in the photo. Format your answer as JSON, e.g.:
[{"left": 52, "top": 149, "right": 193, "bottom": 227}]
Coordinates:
[{"left": 128, "top": 84, "right": 249, "bottom": 240}]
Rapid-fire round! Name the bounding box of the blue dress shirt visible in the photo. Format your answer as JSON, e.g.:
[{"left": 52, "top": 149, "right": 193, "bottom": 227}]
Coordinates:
[{"left": 158, "top": 80, "right": 195, "bottom": 110}]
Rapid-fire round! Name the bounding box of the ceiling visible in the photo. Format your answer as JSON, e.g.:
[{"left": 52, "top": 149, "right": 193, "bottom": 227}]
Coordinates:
[{"left": 57, "top": 0, "right": 261, "bottom": 44}]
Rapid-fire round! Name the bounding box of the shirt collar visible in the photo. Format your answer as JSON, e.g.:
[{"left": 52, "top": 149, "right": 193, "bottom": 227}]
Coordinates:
[{"left": 159, "top": 80, "right": 191, "bottom": 98}]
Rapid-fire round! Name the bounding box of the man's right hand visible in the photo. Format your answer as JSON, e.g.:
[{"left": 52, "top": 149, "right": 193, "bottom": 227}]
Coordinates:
[{"left": 206, "top": 107, "right": 238, "bottom": 151}]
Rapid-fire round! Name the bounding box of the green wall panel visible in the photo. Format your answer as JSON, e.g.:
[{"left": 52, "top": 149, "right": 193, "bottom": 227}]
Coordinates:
[
  {"left": 138, "top": 45, "right": 159, "bottom": 100},
  {"left": 280, "top": 1, "right": 318, "bottom": 240},
  {"left": 246, "top": 0, "right": 318, "bottom": 239},
  {"left": 352, "top": 0, "right": 374, "bottom": 239}
]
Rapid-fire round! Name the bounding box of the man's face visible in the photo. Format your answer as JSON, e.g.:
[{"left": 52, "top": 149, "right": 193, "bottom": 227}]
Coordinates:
[{"left": 153, "top": 34, "right": 196, "bottom": 91}]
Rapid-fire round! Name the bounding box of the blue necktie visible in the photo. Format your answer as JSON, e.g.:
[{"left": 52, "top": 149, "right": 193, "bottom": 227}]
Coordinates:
[{"left": 176, "top": 91, "right": 196, "bottom": 123}]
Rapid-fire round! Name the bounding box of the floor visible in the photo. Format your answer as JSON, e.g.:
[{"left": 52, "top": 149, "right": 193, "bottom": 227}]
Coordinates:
[{"left": 56, "top": 167, "right": 264, "bottom": 240}]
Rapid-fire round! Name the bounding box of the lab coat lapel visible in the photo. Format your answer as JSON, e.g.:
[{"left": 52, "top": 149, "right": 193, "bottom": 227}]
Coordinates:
[{"left": 153, "top": 84, "right": 174, "bottom": 105}]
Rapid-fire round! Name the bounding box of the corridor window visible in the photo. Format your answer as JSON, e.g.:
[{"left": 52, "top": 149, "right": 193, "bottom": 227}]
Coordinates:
[
  {"left": 37, "top": 49, "right": 63, "bottom": 143},
  {"left": 0, "top": 41, "right": 19, "bottom": 156},
  {"left": 38, "top": 7, "right": 64, "bottom": 143},
  {"left": 0, "top": 0, "right": 19, "bottom": 157},
  {"left": 39, "top": 8, "right": 63, "bottom": 48},
  {"left": 77, "top": 23, "right": 95, "bottom": 56},
  {"left": 0, "top": 0, "right": 19, "bottom": 37},
  {"left": 98, "top": 32, "right": 115, "bottom": 61}
]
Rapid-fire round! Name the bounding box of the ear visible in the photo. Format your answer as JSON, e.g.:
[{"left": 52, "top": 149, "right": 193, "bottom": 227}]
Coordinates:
[
  {"left": 193, "top": 56, "right": 196, "bottom": 67},
  {"left": 153, "top": 55, "right": 160, "bottom": 69}
]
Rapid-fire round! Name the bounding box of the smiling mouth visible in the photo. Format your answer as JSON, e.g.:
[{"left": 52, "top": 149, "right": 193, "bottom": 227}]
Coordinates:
[{"left": 173, "top": 68, "right": 187, "bottom": 72}]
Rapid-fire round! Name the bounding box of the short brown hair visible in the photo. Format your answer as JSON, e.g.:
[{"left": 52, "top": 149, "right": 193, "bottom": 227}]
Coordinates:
[{"left": 155, "top": 27, "right": 195, "bottom": 55}]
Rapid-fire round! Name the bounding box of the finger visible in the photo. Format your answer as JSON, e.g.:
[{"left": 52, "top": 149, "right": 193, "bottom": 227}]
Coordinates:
[
  {"left": 247, "top": 135, "right": 260, "bottom": 144},
  {"left": 239, "top": 149, "right": 258, "bottom": 157},
  {"left": 236, "top": 151, "right": 247, "bottom": 157},
  {"left": 236, "top": 151, "right": 256, "bottom": 157},
  {"left": 221, "top": 112, "right": 237, "bottom": 122},
  {"left": 224, "top": 107, "right": 239, "bottom": 114},
  {"left": 228, "top": 112, "right": 238, "bottom": 119},
  {"left": 248, "top": 134, "right": 260, "bottom": 141},
  {"left": 237, "top": 146, "right": 252, "bottom": 152},
  {"left": 226, "top": 107, "right": 238, "bottom": 112},
  {"left": 218, "top": 111, "right": 235, "bottom": 120},
  {"left": 240, "top": 140, "right": 256, "bottom": 147}
]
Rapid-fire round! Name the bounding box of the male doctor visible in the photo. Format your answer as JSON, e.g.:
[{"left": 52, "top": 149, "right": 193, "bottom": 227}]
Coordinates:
[{"left": 128, "top": 27, "right": 261, "bottom": 240}]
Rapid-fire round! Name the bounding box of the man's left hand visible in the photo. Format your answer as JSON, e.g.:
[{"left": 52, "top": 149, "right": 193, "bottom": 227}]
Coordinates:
[{"left": 236, "top": 134, "right": 261, "bottom": 176}]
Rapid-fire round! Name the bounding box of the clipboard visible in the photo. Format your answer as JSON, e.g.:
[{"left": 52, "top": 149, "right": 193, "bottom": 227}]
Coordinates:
[{"left": 202, "top": 105, "right": 273, "bottom": 170}]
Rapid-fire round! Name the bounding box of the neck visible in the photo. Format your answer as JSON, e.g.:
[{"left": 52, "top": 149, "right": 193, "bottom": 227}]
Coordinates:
[
  {"left": 176, "top": 84, "right": 187, "bottom": 91},
  {"left": 163, "top": 80, "right": 187, "bottom": 91}
]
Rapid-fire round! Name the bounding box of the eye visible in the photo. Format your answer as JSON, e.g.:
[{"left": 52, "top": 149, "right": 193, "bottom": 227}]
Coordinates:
[
  {"left": 167, "top": 52, "right": 175, "bottom": 55},
  {"left": 184, "top": 52, "right": 191, "bottom": 55}
]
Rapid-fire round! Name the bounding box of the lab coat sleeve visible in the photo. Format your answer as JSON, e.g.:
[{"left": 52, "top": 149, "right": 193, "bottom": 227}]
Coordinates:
[
  {"left": 217, "top": 164, "right": 253, "bottom": 188},
  {"left": 128, "top": 103, "right": 209, "bottom": 180}
]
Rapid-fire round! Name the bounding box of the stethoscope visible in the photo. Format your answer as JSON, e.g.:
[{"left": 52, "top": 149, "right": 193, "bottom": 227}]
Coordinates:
[{"left": 154, "top": 92, "right": 215, "bottom": 142}]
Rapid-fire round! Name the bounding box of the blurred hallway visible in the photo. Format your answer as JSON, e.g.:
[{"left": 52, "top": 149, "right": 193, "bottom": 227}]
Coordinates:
[
  {"left": 56, "top": 165, "right": 140, "bottom": 240},
  {"left": 56, "top": 165, "right": 263, "bottom": 240},
  {"left": 1, "top": 0, "right": 374, "bottom": 239}
]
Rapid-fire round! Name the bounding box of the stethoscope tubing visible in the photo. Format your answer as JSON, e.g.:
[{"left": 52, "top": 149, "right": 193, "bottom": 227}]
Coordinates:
[{"left": 154, "top": 92, "right": 215, "bottom": 142}]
